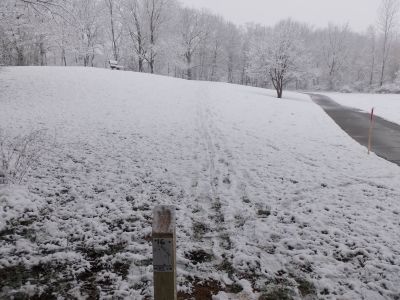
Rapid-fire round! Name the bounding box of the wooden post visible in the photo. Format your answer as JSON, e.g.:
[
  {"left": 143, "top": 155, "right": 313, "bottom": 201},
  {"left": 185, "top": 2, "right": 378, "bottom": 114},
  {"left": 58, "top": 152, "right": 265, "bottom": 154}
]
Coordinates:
[{"left": 152, "top": 205, "right": 177, "bottom": 300}]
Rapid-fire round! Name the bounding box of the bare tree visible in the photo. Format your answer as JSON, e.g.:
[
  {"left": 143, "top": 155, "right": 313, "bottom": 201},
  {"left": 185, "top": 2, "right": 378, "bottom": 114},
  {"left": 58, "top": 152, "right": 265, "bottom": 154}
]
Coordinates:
[
  {"left": 321, "top": 24, "right": 350, "bottom": 90},
  {"left": 223, "top": 22, "right": 241, "bottom": 83},
  {"left": 366, "top": 26, "right": 377, "bottom": 87},
  {"left": 145, "top": 0, "right": 168, "bottom": 73},
  {"left": 71, "top": 0, "right": 103, "bottom": 67},
  {"left": 51, "top": 17, "right": 73, "bottom": 66},
  {"left": 104, "top": 0, "right": 122, "bottom": 61},
  {"left": 250, "top": 20, "right": 308, "bottom": 98},
  {"left": 123, "top": 0, "right": 148, "bottom": 72},
  {"left": 179, "top": 8, "right": 208, "bottom": 80},
  {"left": 208, "top": 18, "right": 224, "bottom": 81},
  {"left": 378, "top": 0, "right": 400, "bottom": 86}
]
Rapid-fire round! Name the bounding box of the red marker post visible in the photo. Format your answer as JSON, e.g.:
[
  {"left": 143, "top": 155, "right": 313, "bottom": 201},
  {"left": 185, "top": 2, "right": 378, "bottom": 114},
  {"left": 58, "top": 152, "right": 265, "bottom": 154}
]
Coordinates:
[{"left": 368, "top": 108, "right": 375, "bottom": 155}]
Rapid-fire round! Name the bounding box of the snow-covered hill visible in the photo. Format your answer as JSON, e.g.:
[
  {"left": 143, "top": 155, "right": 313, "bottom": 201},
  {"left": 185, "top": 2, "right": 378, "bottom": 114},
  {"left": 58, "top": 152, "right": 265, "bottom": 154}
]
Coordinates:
[{"left": 1, "top": 67, "right": 400, "bottom": 299}]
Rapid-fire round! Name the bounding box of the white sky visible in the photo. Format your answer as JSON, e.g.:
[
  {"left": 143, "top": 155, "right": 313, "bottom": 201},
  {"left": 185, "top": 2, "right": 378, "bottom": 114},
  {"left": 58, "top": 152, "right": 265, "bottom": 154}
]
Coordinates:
[{"left": 180, "top": 0, "right": 380, "bottom": 33}]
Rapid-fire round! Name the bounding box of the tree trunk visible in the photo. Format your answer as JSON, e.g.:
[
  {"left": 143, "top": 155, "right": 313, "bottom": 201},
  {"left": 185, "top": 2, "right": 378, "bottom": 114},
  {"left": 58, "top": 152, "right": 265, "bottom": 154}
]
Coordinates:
[
  {"left": 227, "top": 55, "right": 234, "bottom": 83},
  {"left": 149, "top": 30, "right": 155, "bottom": 73},
  {"left": 211, "top": 45, "right": 218, "bottom": 81},
  {"left": 137, "top": 34, "right": 144, "bottom": 72},
  {"left": 138, "top": 55, "right": 144, "bottom": 72},
  {"left": 186, "top": 52, "right": 192, "bottom": 80},
  {"left": 39, "top": 42, "right": 46, "bottom": 66},
  {"left": 380, "top": 57, "right": 386, "bottom": 86},
  {"left": 61, "top": 48, "right": 67, "bottom": 66},
  {"left": 108, "top": 0, "right": 119, "bottom": 61},
  {"left": 369, "top": 54, "right": 375, "bottom": 87},
  {"left": 149, "top": 58, "right": 154, "bottom": 73},
  {"left": 84, "top": 55, "right": 89, "bottom": 67},
  {"left": 276, "top": 82, "right": 283, "bottom": 98},
  {"left": 16, "top": 48, "right": 24, "bottom": 66}
]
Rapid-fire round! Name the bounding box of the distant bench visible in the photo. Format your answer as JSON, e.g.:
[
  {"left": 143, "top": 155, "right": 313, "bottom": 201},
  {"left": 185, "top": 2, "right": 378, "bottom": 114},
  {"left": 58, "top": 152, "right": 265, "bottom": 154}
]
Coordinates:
[{"left": 109, "top": 60, "right": 123, "bottom": 70}]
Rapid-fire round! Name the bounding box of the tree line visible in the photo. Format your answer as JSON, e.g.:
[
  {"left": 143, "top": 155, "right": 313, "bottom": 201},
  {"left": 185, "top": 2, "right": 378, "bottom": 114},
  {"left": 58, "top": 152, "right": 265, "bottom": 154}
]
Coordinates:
[{"left": 0, "top": 0, "right": 399, "bottom": 97}]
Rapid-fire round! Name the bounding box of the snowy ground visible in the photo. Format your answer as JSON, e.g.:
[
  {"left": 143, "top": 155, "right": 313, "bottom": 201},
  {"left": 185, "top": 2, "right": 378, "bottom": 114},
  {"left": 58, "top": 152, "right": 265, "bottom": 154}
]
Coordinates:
[
  {"left": 322, "top": 92, "right": 400, "bottom": 125},
  {"left": 1, "top": 67, "right": 400, "bottom": 300}
]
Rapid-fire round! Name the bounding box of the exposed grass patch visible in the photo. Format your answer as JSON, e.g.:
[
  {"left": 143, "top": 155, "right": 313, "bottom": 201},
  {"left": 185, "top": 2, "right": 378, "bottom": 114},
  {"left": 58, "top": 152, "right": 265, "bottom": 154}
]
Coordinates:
[
  {"left": 259, "top": 285, "right": 294, "bottom": 300},
  {"left": 257, "top": 209, "right": 271, "bottom": 217},
  {"left": 217, "top": 257, "right": 235, "bottom": 279},
  {"left": 178, "top": 278, "right": 222, "bottom": 300},
  {"left": 185, "top": 249, "right": 213, "bottom": 265},
  {"left": 0, "top": 263, "right": 76, "bottom": 299},
  {"left": 227, "top": 282, "right": 243, "bottom": 294},
  {"left": 192, "top": 222, "right": 210, "bottom": 240},
  {"left": 295, "top": 278, "right": 316, "bottom": 297}
]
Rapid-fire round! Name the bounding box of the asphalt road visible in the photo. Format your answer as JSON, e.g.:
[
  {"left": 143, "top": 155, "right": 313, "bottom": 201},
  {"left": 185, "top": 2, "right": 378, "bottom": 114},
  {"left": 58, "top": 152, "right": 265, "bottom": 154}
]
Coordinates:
[{"left": 309, "top": 93, "right": 400, "bottom": 166}]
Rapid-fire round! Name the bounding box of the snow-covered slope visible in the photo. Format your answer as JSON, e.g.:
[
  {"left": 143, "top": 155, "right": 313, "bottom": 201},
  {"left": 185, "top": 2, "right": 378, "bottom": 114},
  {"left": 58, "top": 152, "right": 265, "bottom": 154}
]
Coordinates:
[
  {"left": 322, "top": 92, "right": 400, "bottom": 125},
  {"left": 1, "top": 67, "right": 400, "bottom": 299}
]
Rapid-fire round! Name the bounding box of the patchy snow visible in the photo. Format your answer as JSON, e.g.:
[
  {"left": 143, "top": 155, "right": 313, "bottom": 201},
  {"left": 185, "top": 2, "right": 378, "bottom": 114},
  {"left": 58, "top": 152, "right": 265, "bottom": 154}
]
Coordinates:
[
  {"left": 0, "top": 186, "right": 44, "bottom": 233},
  {"left": 0, "top": 67, "right": 400, "bottom": 299},
  {"left": 322, "top": 92, "right": 400, "bottom": 125}
]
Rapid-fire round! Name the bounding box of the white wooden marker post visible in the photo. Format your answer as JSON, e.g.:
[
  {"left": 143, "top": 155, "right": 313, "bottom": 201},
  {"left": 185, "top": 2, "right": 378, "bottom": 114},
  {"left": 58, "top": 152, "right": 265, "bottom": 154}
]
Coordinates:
[{"left": 152, "top": 205, "right": 177, "bottom": 300}]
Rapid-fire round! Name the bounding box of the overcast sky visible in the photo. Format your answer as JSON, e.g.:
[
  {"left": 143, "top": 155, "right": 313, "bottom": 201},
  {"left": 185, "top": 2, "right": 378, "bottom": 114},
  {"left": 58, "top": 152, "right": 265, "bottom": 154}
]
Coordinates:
[{"left": 181, "top": 0, "right": 380, "bottom": 33}]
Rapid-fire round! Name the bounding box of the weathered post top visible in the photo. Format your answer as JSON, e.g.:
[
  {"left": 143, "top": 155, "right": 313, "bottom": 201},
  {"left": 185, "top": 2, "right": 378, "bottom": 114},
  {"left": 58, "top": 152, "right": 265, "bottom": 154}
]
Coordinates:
[{"left": 153, "top": 205, "right": 176, "bottom": 235}]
